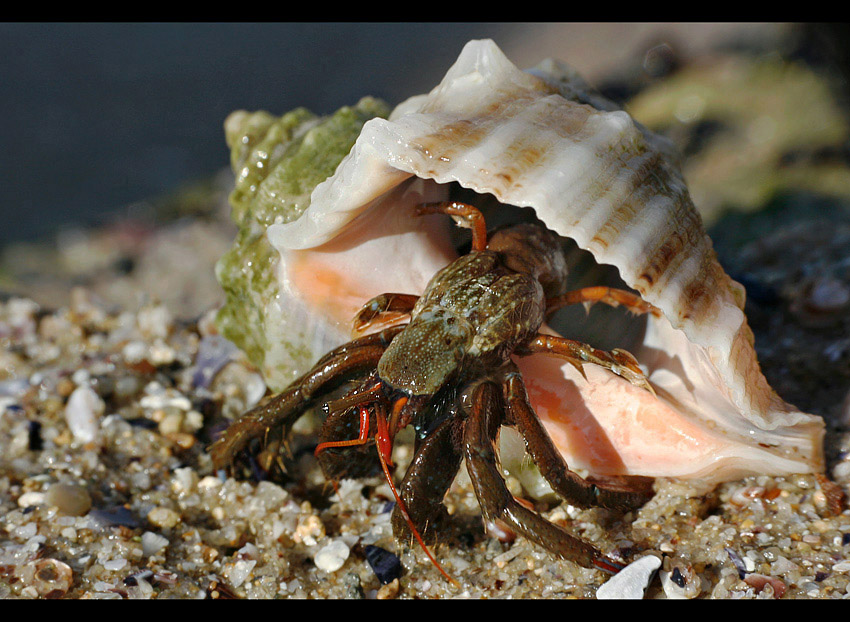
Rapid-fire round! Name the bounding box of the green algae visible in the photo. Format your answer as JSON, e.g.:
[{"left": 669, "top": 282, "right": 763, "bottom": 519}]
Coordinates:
[{"left": 215, "top": 97, "right": 390, "bottom": 390}]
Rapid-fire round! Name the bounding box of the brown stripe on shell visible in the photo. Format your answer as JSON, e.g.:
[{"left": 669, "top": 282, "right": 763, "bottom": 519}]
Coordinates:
[
  {"left": 411, "top": 117, "right": 491, "bottom": 165},
  {"left": 632, "top": 193, "right": 705, "bottom": 292},
  {"left": 561, "top": 127, "right": 656, "bottom": 231},
  {"left": 488, "top": 137, "right": 548, "bottom": 196},
  {"left": 669, "top": 250, "right": 746, "bottom": 337},
  {"left": 413, "top": 93, "right": 600, "bottom": 201},
  {"left": 585, "top": 149, "right": 664, "bottom": 252}
]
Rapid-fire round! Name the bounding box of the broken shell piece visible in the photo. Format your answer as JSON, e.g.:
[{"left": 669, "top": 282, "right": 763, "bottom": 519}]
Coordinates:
[
  {"left": 222, "top": 39, "right": 824, "bottom": 484},
  {"left": 596, "top": 554, "right": 661, "bottom": 600}
]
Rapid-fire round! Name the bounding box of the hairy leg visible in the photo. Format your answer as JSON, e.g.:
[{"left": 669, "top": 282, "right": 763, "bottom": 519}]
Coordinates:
[
  {"left": 314, "top": 373, "right": 386, "bottom": 481},
  {"left": 391, "top": 411, "right": 465, "bottom": 544},
  {"left": 519, "top": 333, "right": 655, "bottom": 394},
  {"left": 462, "top": 381, "right": 624, "bottom": 573},
  {"left": 501, "top": 365, "right": 654, "bottom": 512},
  {"left": 209, "top": 326, "right": 403, "bottom": 473},
  {"left": 546, "top": 285, "right": 662, "bottom": 319}
]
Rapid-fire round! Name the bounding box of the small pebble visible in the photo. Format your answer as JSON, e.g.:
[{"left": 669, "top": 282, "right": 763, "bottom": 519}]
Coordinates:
[
  {"left": 124, "top": 570, "right": 154, "bottom": 586},
  {"left": 27, "top": 420, "right": 42, "bottom": 450},
  {"left": 806, "top": 276, "right": 849, "bottom": 313},
  {"left": 596, "top": 555, "right": 661, "bottom": 600},
  {"left": 192, "top": 335, "right": 239, "bottom": 388},
  {"left": 147, "top": 507, "right": 180, "bottom": 529},
  {"left": 17, "top": 491, "right": 46, "bottom": 509},
  {"left": 64, "top": 385, "right": 104, "bottom": 443},
  {"left": 225, "top": 559, "right": 256, "bottom": 588},
  {"left": 659, "top": 561, "right": 701, "bottom": 599},
  {"left": 725, "top": 547, "right": 748, "bottom": 578},
  {"left": 27, "top": 558, "right": 74, "bottom": 597},
  {"left": 364, "top": 544, "right": 402, "bottom": 585},
  {"left": 744, "top": 573, "right": 787, "bottom": 598},
  {"left": 314, "top": 539, "right": 350, "bottom": 573},
  {"left": 137, "top": 304, "right": 173, "bottom": 339},
  {"left": 89, "top": 506, "right": 141, "bottom": 529},
  {"left": 103, "top": 558, "right": 127, "bottom": 571},
  {"left": 45, "top": 483, "right": 92, "bottom": 516},
  {"left": 376, "top": 578, "right": 400, "bottom": 599},
  {"left": 832, "top": 560, "right": 850, "bottom": 572}
]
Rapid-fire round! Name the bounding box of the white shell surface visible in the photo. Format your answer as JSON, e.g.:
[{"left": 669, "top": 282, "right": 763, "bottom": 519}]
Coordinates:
[{"left": 267, "top": 39, "right": 824, "bottom": 483}]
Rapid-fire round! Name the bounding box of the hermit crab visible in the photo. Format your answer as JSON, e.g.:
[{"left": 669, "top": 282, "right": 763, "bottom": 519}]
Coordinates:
[
  {"left": 212, "top": 200, "right": 659, "bottom": 574},
  {"left": 210, "top": 39, "right": 825, "bottom": 577}
]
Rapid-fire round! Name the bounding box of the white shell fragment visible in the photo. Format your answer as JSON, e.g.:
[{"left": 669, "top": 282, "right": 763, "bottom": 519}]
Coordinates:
[
  {"left": 141, "top": 531, "right": 169, "bottom": 557},
  {"left": 263, "top": 39, "right": 824, "bottom": 483},
  {"left": 596, "top": 555, "right": 662, "bottom": 600},
  {"left": 314, "top": 539, "right": 350, "bottom": 573}
]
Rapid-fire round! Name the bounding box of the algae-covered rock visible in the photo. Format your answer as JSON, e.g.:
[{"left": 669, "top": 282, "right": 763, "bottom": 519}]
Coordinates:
[{"left": 215, "top": 97, "right": 391, "bottom": 390}]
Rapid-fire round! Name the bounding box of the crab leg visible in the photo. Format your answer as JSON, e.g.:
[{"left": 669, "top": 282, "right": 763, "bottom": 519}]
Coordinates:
[
  {"left": 502, "top": 366, "right": 654, "bottom": 512},
  {"left": 313, "top": 373, "right": 409, "bottom": 482},
  {"left": 545, "top": 285, "right": 662, "bottom": 319},
  {"left": 390, "top": 412, "right": 465, "bottom": 543},
  {"left": 352, "top": 293, "right": 420, "bottom": 334},
  {"left": 313, "top": 324, "right": 406, "bottom": 367},
  {"left": 315, "top": 404, "right": 373, "bottom": 455},
  {"left": 373, "top": 401, "right": 458, "bottom": 586},
  {"left": 209, "top": 327, "right": 403, "bottom": 473},
  {"left": 463, "top": 381, "right": 624, "bottom": 573},
  {"left": 415, "top": 201, "right": 488, "bottom": 252},
  {"left": 519, "top": 334, "right": 655, "bottom": 395}
]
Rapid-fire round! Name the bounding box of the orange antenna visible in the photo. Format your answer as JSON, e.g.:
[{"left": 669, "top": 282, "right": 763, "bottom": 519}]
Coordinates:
[{"left": 314, "top": 405, "right": 372, "bottom": 456}]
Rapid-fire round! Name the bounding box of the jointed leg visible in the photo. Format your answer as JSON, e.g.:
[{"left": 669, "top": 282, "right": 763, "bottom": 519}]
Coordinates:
[
  {"left": 546, "top": 285, "right": 662, "bottom": 319},
  {"left": 353, "top": 293, "right": 419, "bottom": 334},
  {"left": 314, "top": 374, "right": 385, "bottom": 481},
  {"left": 501, "top": 366, "right": 654, "bottom": 512},
  {"left": 314, "top": 324, "right": 406, "bottom": 367},
  {"left": 462, "top": 381, "right": 624, "bottom": 573},
  {"left": 315, "top": 406, "right": 383, "bottom": 482},
  {"left": 416, "top": 201, "right": 488, "bottom": 252},
  {"left": 519, "top": 333, "right": 655, "bottom": 394},
  {"left": 210, "top": 326, "right": 402, "bottom": 474},
  {"left": 391, "top": 413, "right": 465, "bottom": 543}
]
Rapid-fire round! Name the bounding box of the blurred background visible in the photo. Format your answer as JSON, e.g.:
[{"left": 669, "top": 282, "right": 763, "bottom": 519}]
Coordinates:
[{"left": 3, "top": 22, "right": 848, "bottom": 247}]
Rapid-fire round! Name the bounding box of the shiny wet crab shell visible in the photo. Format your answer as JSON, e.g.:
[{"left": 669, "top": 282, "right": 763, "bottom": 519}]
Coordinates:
[{"left": 260, "top": 39, "right": 823, "bottom": 484}]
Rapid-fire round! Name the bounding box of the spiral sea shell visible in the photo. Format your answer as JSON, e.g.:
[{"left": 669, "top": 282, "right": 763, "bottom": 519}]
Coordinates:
[{"left": 220, "top": 39, "right": 824, "bottom": 484}]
